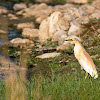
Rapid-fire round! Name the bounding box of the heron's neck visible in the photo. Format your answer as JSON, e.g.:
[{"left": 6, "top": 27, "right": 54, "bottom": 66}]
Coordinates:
[{"left": 74, "top": 41, "right": 84, "bottom": 50}]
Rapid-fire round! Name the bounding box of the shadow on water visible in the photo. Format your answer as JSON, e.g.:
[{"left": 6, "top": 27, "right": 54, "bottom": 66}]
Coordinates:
[{"left": 0, "top": 15, "right": 28, "bottom": 99}]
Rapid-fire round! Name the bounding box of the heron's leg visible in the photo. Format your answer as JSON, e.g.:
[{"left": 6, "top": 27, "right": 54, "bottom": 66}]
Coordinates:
[
  {"left": 85, "top": 72, "right": 88, "bottom": 79},
  {"left": 88, "top": 74, "right": 91, "bottom": 79}
]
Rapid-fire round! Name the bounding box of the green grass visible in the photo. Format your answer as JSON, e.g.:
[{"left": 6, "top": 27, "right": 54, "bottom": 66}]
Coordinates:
[
  {"left": 0, "top": 71, "right": 100, "bottom": 100},
  {"left": 93, "top": 59, "right": 100, "bottom": 66},
  {"left": 0, "top": 81, "right": 5, "bottom": 100},
  {"left": 21, "top": 72, "right": 100, "bottom": 100},
  {"left": 67, "top": 61, "right": 80, "bottom": 68},
  {"left": 41, "top": 40, "right": 58, "bottom": 48},
  {"left": 88, "top": 46, "right": 100, "bottom": 55}
]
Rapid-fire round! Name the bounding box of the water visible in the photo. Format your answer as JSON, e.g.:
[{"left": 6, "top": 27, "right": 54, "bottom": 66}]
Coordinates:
[
  {"left": 8, "top": 30, "right": 21, "bottom": 40},
  {"left": 0, "top": 15, "right": 23, "bottom": 80}
]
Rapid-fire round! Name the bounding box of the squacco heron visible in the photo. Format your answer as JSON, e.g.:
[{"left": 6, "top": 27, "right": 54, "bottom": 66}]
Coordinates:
[{"left": 66, "top": 38, "right": 98, "bottom": 79}]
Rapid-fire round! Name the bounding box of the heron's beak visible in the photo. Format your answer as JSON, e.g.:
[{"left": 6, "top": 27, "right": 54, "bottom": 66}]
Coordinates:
[{"left": 65, "top": 39, "right": 73, "bottom": 41}]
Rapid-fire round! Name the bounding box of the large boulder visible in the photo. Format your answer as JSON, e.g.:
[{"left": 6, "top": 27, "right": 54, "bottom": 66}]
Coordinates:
[
  {"left": 52, "top": 30, "right": 67, "bottom": 42},
  {"left": 65, "top": 7, "right": 89, "bottom": 36},
  {"left": 68, "top": 23, "right": 82, "bottom": 36},
  {"left": 39, "top": 17, "right": 50, "bottom": 42},
  {"left": 39, "top": 7, "right": 89, "bottom": 43},
  {"left": 57, "top": 14, "right": 70, "bottom": 31},
  {"left": 49, "top": 11, "right": 63, "bottom": 37},
  {"left": 39, "top": 11, "right": 63, "bottom": 42},
  {"left": 13, "top": 3, "right": 27, "bottom": 11},
  {"left": 65, "top": 7, "right": 89, "bottom": 24}
]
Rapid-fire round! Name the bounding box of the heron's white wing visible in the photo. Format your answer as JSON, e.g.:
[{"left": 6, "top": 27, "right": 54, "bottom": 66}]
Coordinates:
[{"left": 80, "top": 50, "right": 96, "bottom": 71}]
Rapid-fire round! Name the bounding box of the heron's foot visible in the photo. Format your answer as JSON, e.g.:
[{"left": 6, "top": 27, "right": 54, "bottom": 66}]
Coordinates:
[
  {"left": 89, "top": 74, "right": 91, "bottom": 78},
  {"left": 85, "top": 72, "right": 88, "bottom": 79}
]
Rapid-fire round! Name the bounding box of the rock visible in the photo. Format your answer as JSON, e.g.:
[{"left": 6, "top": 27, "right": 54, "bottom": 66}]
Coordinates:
[
  {"left": 67, "top": 0, "right": 88, "bottom": 4},
  {"left": 68, "top": 23, "right": 82, "bottom": 36},
  {"left": 39, "top": 11, "right": 63, "bottom": 42},
  {"left": 52, "top": 30, "right": 67, "bottom": 42},
  {"left": 80, "top": 4, "right": 95, "bottom": 15},
  {"left": 36, "top": 15, "right": 49, "bottom": 24},
  {"left": 0, "top": 6, "right": 8, "bottom": 15},
  {"left": 97, "top": 29, "right": 100, "bottom": 33},
  {"left": 17, "top": 22, "right": 34, "bottom": 30},
  {"left": 8, "top": 13, "right": 18, "bottom": 20},
  {"left": 76, "top": 16, "right": 89, "bottom": 25},
  {"left": 34, "top": 3, "right": 48, "bottom": 10},
  {"left": 21, "top": 3, "right": 53, "bottom": 19},
  {"left": 36, "top": 52, "right": 61, "bottom": 59},
  {"left": 39, "top": 17, "right": 50, "bottom": 42},
  {"left": 65, "top": 7, "right": 89, "bottom": 24},
  {"left": 92, "top": 0, "right": 100, "bottom": 9},
  {"left": 22, "top": 28, "right": 39, "bottom": 39},
  {"left": 16, "top": 8, "right": 29, "bottom": 16},
  {"left": 64, "top": 7, "right": 89, "bottom": 36},
  {"left": 34, "top": 4, "right": 53, "bottom": 23},
  {"left": 49, "top": 11, "right": 62, "bottom": 37},
  {"left": 36, "top": 17, "right": 43, "bottom": 24},
  {"left": 90, "top": 10, "right": 100, "bottom": 19},
  {"left": 39, "top": 8, "right": 88, "bottom": 42},
  {"left": 0, "top": 30, "right": 7, "bottom": 34},
  {"left": 80, "top": 4, "right": 100, "bottom": 19},
  {"left": 13, "top": 3, "right": 27, "bottom": 11},
  {"left": 53, "top": 4, "right": 75, "bottom": 13},
  {"left": 9, "top": 38, "right": 34, "bottom": 48},
  {"left": 10, "top": 38, "right": 33, "bottom": 44},
  {"left": 29, "top": 4, "right": 38, "bottom": 9},
  {"left": 16, "top": 3, "right": 52, "bottom": 24},
  {"left": 56, "top": 41, "right": 70, "bottom": 51},
  {"left": 58, "top": 15, "right": 70, "bottom": 31}
]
